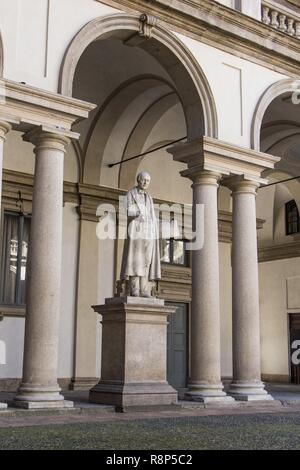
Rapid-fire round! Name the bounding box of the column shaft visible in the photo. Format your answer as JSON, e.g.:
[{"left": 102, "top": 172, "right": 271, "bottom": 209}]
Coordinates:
[
  {"left": 0, "top": 121, "right": 11, "bottom": 410},
  {"left": 14, "top": 130, "right": 72, "bottom": 409},
  {"left": 229, "top": 180, "right": 272, "bottom": 401},
  {"left": 186, "top": 171, "right": 232, "bottom": 403}
]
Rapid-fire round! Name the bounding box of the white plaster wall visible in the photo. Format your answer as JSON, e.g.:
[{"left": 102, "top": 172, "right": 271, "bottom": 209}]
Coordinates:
[
  {"left": 3, "top": 130, "right": 79, "bottom": 182},
  {"left": 4, "top": 130, "right": 35, "bottom": 175},
  {"left": 137, "top": 151, "right": 192, "bottom": 204},
  {"left": 174, "top": 33, "right": 287, "bottom": 147},
  {"left": 0, "top": 0, "right": 120, "bottom": 91},
  {"left": 58, "top": 202, "right": 80, "bottom": 378},
  {"left": 219, "top": 186, "right": 232, "bottom": 212},
  {"left": 256, "top": 185, "right": 276, "bottom": 245},
  {"left": 259, "top": 258, "right": 300, "bottom": 379},
  {"left": 219, "top": 242, "right": 233, "bottom": 378},
  {"left": 0, "top": 0, "right": 287, "bottom": 151},
  {"left": 216, "top": 0, "right": 234, "bottom": 7},
  {"left": 96, "top": 237, "right": 115, "bottom": 377},
  {"left": 0, "top": 317, "right": 25, "bottom": 378}
]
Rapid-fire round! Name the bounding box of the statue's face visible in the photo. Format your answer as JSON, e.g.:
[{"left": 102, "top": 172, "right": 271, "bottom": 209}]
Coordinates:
[{"left": 137, "top": 174, "right": 151, "bottom": 190}]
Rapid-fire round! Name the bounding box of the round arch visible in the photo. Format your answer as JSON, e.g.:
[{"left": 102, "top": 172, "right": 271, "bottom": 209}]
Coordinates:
[
  {"left": 252, "top": 78, "right": 300, "bottom": 151},
  {"left": 59, "top": 13, "right": 218, "bottom": 139}
]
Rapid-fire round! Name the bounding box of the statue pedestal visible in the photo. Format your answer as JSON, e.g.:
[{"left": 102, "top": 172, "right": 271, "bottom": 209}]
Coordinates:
[{"left": 89, "top": 297, "right": 178, "bottom": 410}]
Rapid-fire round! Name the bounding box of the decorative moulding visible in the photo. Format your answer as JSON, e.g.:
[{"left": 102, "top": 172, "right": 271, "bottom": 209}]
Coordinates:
[
  {"left": 96, "top": 0, "right": 300, "bottom": 78},
  {"left": 0, "top": 79, "right": 96, "bottom": 135},
  {"left": 168, "top": 137, "right": 280, "bottom": 184}
]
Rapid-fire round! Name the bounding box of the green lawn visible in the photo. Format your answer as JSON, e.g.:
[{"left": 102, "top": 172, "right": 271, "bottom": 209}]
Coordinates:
[{"left": 0, "top": 413, "right": 300, "bottom": 450}]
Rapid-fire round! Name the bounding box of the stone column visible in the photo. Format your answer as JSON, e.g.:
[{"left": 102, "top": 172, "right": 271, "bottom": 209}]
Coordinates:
[
  {"left": 0, "top": 121, "right": 11, "bottom": 410},
  {"left": 14, "top": 129, "right": 72, "bottom": 409},
  {"left": 228, "top": 179, "right": 272, "bottom": 401},
  {"left": 185, "top": 170, "right": 233, "bottom": 403}
]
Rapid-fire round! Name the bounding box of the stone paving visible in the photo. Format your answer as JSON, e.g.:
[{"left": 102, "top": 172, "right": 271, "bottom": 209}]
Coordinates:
[{"left": 0, "top": 384, "right": 299, "bottom": 429}]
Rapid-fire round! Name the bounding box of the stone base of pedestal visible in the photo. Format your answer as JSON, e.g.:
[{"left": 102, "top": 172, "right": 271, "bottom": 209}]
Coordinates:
[
  {"left": 12, "top": 399, "right": 74, "bottom": 409},
  {"left": 228, "top": 382, "right": 274, "bottom": 401},
  {"left": 90, "top": 297, "right": 178, "bottom": 409},
  {"left": 90, "top": 381, "right": 178, "bottom": 408},
  {"left": 0, "top": 402, "right": 7, "bottom": 409}
]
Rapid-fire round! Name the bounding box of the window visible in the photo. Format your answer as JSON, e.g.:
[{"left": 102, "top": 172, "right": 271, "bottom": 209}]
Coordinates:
[
  {"left": 0, "top": 212, "right": 31, "bottom": 306},
  {"left": 286, "top": 200, "right": 300, "bottom": 236},
  {"left": 160, "top": 239, "right": 189, "bottom": 267}
]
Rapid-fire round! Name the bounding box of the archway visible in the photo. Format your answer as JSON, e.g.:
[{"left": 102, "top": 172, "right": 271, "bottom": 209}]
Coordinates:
[
  {"left": 59, "top": 13, "right": 218, "bottom": 192},
  {"left": 251, "top": 78, "right": 300, "bottom": 151},
  {"left": 60, "top": 13, "right": 218, "bottom": 137},
  {"left": 253, "top": 78, "right": 300, "bottom": 387}
]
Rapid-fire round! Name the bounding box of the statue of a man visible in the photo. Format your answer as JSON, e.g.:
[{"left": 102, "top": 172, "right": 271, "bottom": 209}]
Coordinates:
[{"left": 120, "top": 171, "right": 161, "bottom": 297}]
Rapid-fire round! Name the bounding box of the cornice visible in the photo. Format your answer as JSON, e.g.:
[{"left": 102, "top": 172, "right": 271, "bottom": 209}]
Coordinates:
[
  {"left": 97, "top": 0, "right": 300, "bottom": 77},
  {"left": 2, "top": 169, "right": 79, "bottom": 209},
  {"left": 258, "top": 240, "right": 300, "bottom": 262},
  {"left": 0, "top": 79, "right": 96, "bottom": 134}
]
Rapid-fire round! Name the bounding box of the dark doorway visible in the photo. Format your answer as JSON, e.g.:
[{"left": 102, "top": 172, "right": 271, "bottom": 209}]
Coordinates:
[
  {"left": 166, "top": 302, "right": 188, "bottom": 391},
  {"left": 289, "top": 313, "right": 300, "bottom": 384}
]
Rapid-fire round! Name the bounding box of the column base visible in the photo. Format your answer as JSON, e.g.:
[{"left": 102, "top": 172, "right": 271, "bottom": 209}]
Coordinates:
[
  {"left": 90, "top": 380, "right": 178, "bottom": 408},
  {"left": 12, "top": 400, "right": 74, "bottom": 409},
  {"left": 185, "top": 383, "right": 235, "bottom": 403},
  {"left": 228, "top": 382, "right": 274, "bottom": 401},
  {"left": 13, "top": 383, "right": 74, "bottom": 409}
]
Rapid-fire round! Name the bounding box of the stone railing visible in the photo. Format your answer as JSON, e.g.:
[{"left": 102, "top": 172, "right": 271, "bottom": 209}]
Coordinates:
[{"left": 262, "top": 1, "right": 300, "bottom": 38}]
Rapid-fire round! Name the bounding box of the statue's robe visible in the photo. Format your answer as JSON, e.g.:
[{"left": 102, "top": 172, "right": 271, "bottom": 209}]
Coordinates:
[{"left": 120, "top": 186, "right": 161, "bottom": 280}]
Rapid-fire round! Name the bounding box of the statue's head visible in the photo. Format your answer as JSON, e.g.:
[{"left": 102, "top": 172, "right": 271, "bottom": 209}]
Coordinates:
[{"left": 137, "top": 171, "right": 151, "bottom": 191}]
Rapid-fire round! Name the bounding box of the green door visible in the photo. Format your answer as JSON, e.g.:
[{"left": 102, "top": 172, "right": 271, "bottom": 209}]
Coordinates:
[
  {"left": 166, "top": 303, "right": 188, "bottom": 390},
  {"left": 290, "top": 314, "right": 300, "bottom": 384}
]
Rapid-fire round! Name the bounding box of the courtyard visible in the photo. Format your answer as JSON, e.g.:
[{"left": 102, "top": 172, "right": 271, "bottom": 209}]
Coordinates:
[{"left": 0, "top": 385, "right": 300, "bottom": 450}]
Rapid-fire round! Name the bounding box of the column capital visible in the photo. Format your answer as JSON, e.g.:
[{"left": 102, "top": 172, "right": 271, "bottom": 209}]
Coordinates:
[
  {"left": 0, "top": 120, "right": 12, "bottom": 140},
  {"left": 181, "top": 167, "right": 222, "bottom": 186},
  {"left": 23, "top": 125, "right": 79, "bottom": 153},
  {"left": 223, "top": 177, "right": 260, "bottom": 196},
  {"left": 167, "top": 137, "right": 279, "bottom": 183}
]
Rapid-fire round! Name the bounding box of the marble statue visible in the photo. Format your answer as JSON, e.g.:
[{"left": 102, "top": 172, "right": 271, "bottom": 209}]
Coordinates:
[{"left": 120, "top": 171, "right": 161, "bottom": 297}]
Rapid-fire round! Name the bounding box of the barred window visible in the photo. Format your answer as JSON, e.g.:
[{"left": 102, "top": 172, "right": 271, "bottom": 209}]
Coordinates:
[
  {"left": 0, "top": 212, "right": 31, "bottom": 306},
  {"left": 286, "top": 200, "right": 300, "bottom": 236},
  {"left": 160, "top": 239, "right": 189, "bottom": 267}
]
